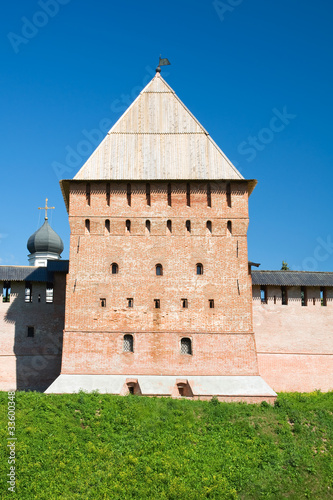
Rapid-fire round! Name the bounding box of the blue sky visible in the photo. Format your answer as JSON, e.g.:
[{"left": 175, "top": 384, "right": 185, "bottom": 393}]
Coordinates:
[{"left": 1, "top": 0, "right": 332, "bottom": 271}]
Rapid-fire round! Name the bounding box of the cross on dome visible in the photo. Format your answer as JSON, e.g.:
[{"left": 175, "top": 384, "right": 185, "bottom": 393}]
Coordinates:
[{"left": 38, "top": 198, "right": 55, "bottom": 220}]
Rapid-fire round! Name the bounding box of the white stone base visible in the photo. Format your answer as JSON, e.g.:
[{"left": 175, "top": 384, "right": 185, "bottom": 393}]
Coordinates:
[{"left": 45, "top": 374, "right": 276, "bottom": 400}]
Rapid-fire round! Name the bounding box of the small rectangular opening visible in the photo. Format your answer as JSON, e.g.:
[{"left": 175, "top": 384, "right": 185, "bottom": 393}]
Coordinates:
[
  {"left": 281, "top": 286, "right": 288, "bottom": 305},
  {"left": 167, "top": 183, "right": 172, "bottom": 206},
  {"left": 186, "top": 220, "right": 191, "bottom": 233},
  {"left": 209, "top": 299, "right": 214, "bottom": 309},
  {"left": 146, "top": 183, "right": 151, "bottom": 206},
  {"left": 320, "top": 288, "right": 327, "bottom": 306},
  {"left": 301, "top": 287, "right": 307, "bottom": 306},
  {"left": 25, "top": 282, "right": 32, "bottom": 303},
  {"left": 2, "top": 281, "right": 11, "bottom": 303},
  {"left": 100, "top": 298, "right": 106, "bottom": 307},
  {"left": 260, "top": 286, "right": 267, "bottom": 304},
  {"left": 207, "top": 183, "right": 211, "bottom": 207},
  {"left": 181, "top": 298, "right": 188, "bottom": 309},
  {"left": 186, "top": 183, "right": 190, "bottom": 207},
  {"left": 27, "top": 326, "right": 34, "bottom": 338},
  {"left": 127, "top": 298, "right": 133, "bottom": 308},
  {"left": 86, "top": 183, "right": 91, "bottom": 206},
  {"left": 46, "top": 283, "right": 54, "bottom": 303},
  {"left": 106, "top": 182, "right": 110, "bottom": 206},
  {"left": 127, "top": 183, "right": 131, "bottom": 206},
  {"left": 226, "top": 182, "right": 231, "bottom": 208},
  {"left": 154, "top": 299, "right": 160, "bottom": 309}
]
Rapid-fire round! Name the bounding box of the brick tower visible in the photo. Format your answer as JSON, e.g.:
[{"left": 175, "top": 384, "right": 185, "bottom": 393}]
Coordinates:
[{"left": 47, "top": 72, "right": 275, "bottom": 401}]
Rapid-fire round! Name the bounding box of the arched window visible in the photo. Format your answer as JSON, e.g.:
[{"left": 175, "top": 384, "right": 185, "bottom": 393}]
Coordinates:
[
  {"left": 156, "top": 264, "right": 163, "bottom": 276},
  {"left": 111, "top": 263, "right": 118, "bottom": 274},
  {"left": 126, "top": 219, "right": 131, "bottom": 232},
  {"left": 196, "top": 263, "right": 203, "bottom": 275},
  {"left": 186, "top": 220, "right": 191, "bottom": 233},
  {"left": 167, "top": 219, "right": 172, "bottom": 233},
  {"left": 123, "top": 334, "right": 134, "bottom": 353},
  {"left": 206, "top": 220, "right": 212, "bottom": 233},
  {"left": 227, "top": 220, "right": 232, "bottom": 235},
  {"left": 180, "top": 337, "right": 192, "bottom": 355},
  {"left": 85, "top": 219, "right": 90, "bottom": 234},
  {"left": 105, "top": 219, "right": 110, "bottom": 233},
  {"left": 146, "top": 220, "right": 151, "bottom": 233}
]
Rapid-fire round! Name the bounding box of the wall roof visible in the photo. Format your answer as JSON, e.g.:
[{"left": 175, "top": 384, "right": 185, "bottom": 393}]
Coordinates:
[
  {"left": 252, "top": 270, "right": 333, "bottom": 286},
  {"left": 0, "top": 260, "right": 69, "bottom": 283}
]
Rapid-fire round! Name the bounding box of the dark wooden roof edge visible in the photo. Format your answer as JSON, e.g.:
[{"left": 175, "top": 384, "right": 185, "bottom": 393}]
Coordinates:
[
  {"left": 0, "top": 260, "right": 69, "bottom": 282},
  {"left": 252, "top": 270, "right": 333, "bottom": 287}
]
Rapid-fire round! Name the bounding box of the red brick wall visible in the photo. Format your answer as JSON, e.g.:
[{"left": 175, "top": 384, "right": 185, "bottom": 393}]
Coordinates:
[
  {"left": 62, "top": 180, "right": 258, "bottom": 376},
  {"left": 253, "top": 284, "right": 333, "bottom": 391}
]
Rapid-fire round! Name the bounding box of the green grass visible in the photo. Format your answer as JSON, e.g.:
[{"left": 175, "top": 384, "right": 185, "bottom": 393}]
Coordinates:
[{"left": 0, "top": 391, "right": 332, "bottom": 499}]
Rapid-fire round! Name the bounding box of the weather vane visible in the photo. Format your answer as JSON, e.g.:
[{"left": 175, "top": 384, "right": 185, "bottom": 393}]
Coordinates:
[
  {"left": 38, "top": 198, "right": 55, "bottom": 220},
  {"left": 156, "top": 55, "right": 171, "bottom": 73}
]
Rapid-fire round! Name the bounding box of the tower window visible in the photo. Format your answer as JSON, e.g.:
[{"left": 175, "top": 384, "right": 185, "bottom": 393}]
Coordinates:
[
  {"left": 2, "top": 281, "right": 11, "bottom": 303},
  {"left": 146, "top": 183, "right": 151, "bottom": 206},
  {"left": 320, "top": 287, "right": 327, "bottom": 306},
  {"left": 196, "top": 263, "right": 203, "bottom": 275},
  {"left": 106, "top": 182, "right": 110, "bottom": 206},
  {"left": 186, "top": 220, "right": 191, "bottom": 233},
  {"left": 206, "top": 220, "right": 212, "bottom": 233},
  {"left": 46, "top": 283, "right": 54, "bottom": 303},
  {"left": 281, "top": 286, "right": 288, "bottom": 305},
  {"left": 111, "top": 263, "right": 119, "bottom": 274},
  {"left": 85, "top": 219, "right": 90, "bottom": 234},
  {"left": 126, "top": 220, "right": 131, "bottom": 232},
  {"left": 209, "top": 299, "right": 215, "bottom": 309},
  {"left": 301, "top": 287, "right": 307, "bottom": 307},
  {"left": 105, "top": 219, "right": 110, "bottom": 233},
  {"left": 127, "top": 183, "right": 131, "bottom": 206},
  {"left": 86, "top": 183, "right": 91, "bottom": 206},
  {"left": 207, "top": 183, "right": 211, "bottom": 207},
  {"left": 25, "top": 282, "right": 32, "bottom": 303},
  {"left": 27, "top": 326, "right": 35, "bottom": 338},
  {"left": 154, "top": 299, "right": 160, "bottom": 309},
  {"left": 260, "top": 286, "right": 267, "bottom": 304},
  {"left": 127, "top": 298, "right": 134, "bottom": 308},
  {"left": 226, "top": 182, "right": 231, "bottom": 207},
  {"left": 123, "top": 334, "right": 134, "bottom": 353},
  {"left": 167, "top": 183, "right": 172, "bottom": 206},
  {"left": 156, "top": 264, "right": 163, "bottom": 276},
  {"left": 181, "top": 298, "right": 188, "bottom": 308},
  {"left": 100, "top": 298, "right": 106, "bottom": 307},
  {"left": 146, "top": 220, "right": 151, "bottom": 233},
  {"left": 227, "top": 220, "right": 232, "bottom": 235},
  {"left": 186, "top": 183, "right": 191, "bottom": 207},
  {"left": 180, "top": 337, "right": 192, "bottom": 355},
  {"left": 167, "top": 219, "right": 172, "bottom": 233}
]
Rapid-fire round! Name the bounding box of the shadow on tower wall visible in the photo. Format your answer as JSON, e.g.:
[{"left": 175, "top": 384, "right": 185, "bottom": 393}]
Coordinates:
[{"left": 3, "top": 273, "right": 66, "bottom": 391}]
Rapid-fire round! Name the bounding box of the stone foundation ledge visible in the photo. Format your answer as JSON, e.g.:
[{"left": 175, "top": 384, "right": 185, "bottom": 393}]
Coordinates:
[{"left": 45, "top": 375, "right": 276, "bottom": 403}]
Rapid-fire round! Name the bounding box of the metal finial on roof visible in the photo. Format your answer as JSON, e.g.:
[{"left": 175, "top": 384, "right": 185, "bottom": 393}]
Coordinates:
[
  {"left": 38, "top": 198, "right": 55, "bottom": 220},
  {"left": 156, "top": 55, "right": 171, "bottom": 73}
]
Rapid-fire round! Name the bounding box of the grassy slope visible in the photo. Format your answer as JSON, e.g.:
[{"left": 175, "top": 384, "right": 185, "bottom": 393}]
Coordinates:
[{"left": 0, "top": 392, "right": 332, "bottom": 499}]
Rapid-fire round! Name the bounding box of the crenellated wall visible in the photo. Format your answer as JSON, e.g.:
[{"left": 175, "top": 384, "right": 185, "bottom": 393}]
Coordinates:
[{"left": 253, "top": 284, "right": 333, "bottom": 392}]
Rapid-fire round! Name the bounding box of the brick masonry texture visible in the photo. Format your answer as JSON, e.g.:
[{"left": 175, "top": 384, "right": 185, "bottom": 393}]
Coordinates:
[
  {"left": 253, "top": 284, "right": 333, "bottom": 391},
  {"left": 61, "top": 180, "right": 259, "bottom": 378},
  {"left": 0, "top": 275, "right": 65, "bottom": 390}
]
